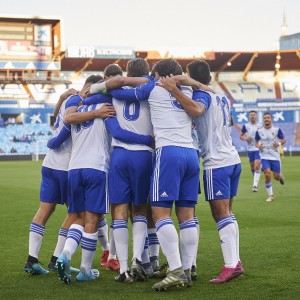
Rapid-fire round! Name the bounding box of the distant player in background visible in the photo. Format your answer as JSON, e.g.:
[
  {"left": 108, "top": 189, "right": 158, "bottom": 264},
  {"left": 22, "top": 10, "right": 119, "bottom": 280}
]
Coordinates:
[
  {"left": 255, "top": 112, "right": 286, "bottom": 202},
  {"left": 240, "top": 111, "right": 262, "bottom": 192},
  {"left": 159, "top": 59, "right": 243, "bottom": 284}
]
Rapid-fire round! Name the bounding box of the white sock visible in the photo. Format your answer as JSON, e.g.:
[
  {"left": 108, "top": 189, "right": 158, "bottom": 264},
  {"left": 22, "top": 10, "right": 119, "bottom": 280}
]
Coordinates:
[
  {"left": 98, "top": 218, "right": 109, "bottom": 251},
  {"left": 179, "top": 220, "right": 198, "bottom": 270},
  {"left": 108, "top": 222, "right": 117, "bottom": 260},
  {"left": 156, "top": 218, "right": 181, "bottom": 271},
  {"left": 64, "top": 224, "right": 84, "bottom": 260},
  {"left": 81, "top": 231, "right": 98, "bottom": 273},
  {"left": 265, "top": 182, "right": 273, "bottom": 196},
  {"left": 53, "top": 227, "right": 68, "bottom": 258},
  {"left": 29, "top": 222, "right": 45, "bottom": 259},
  {"left": 217, "top": 216, "right": 238, "bottom": 268},
  {"left": 132, "top": 215, "right": 147, "bottom": 261},
  {"left": 253, "top": 171, "right": 261, "bottom": 187},
  {"left": 192, "top": 216, "right": 200, "bottom": 267},
  {"left": 148, "top": 227, "right": 160, "bottom": 258},
  {"left": 113, "top": 220, "right": 128, "bottom": 274},
  {"left": 231, "top": 214, "right": 240, "bottom": 262}
]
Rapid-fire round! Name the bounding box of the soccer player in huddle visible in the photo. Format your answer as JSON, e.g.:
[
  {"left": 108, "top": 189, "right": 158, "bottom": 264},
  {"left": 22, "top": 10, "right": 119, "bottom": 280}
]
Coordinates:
[
  {"left": 89, "top": 59, "right": 154, "bottom": 283},
  {"left": 92, "top": 59, "right": 200, "bottom": 291},
  {"left": 159, "top": 60, "right": 243, "bottom": 284},
  {"left": 55, "top": 88, "right": 118, "bottom": 283},
  {"left": 24, "top": 76, "right": 101, "bottom": 275},
  {"left": 240, "top": 111, "right": 262, "bottom": 192},
  {"left": 48, "top": 77, "right": 154, "bottom": 283},
  {"left": 255, "top": 112, "right": 286, "bottom": 202}
]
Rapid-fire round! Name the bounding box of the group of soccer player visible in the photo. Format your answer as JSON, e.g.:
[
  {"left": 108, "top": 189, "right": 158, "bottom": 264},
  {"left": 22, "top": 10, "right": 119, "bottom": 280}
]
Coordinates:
[
  {"left": 240, "top": 110, "right": 286, "bottom": 202},
  {"left": 23, "top": 57, "right": 285, "bottom": 292}
]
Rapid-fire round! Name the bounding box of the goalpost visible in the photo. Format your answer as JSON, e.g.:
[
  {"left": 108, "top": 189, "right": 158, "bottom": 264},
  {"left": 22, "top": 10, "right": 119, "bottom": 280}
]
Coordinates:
[{"left": 32, "top": 141, "right": 40, "bottom": 161}]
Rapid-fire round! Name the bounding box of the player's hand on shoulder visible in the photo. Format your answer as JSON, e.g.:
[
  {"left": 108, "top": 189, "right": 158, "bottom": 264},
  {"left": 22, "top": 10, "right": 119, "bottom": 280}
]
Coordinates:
[
  {"left": 157, "top": 76, "right": 177, "bottom": 92},
  {"left": 94, "top": 103, "right": 116, "bottom": 118},
  {"left": 204, "top": 85, "right": 216, "bottom": 94},
  {"left": 60, "top": 88, "right": 78, "bottom": 101}
]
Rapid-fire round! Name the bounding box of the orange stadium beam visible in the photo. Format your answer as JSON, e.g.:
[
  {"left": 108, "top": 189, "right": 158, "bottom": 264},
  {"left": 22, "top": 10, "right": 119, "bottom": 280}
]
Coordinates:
[
  {"left": 243, "top": 52, "right": 258, "bottom": 81},
  {"left": 75, "top": 58, "right": 93, "bottom": 77},
  {"left": 214, "top": 52, "right": 241, "bottom": 81}
]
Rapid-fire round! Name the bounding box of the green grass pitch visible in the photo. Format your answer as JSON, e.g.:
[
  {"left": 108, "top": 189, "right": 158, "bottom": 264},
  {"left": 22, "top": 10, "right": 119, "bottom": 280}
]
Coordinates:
[{"left": 0, "top": 156, "right": 299, "bottom": 300}]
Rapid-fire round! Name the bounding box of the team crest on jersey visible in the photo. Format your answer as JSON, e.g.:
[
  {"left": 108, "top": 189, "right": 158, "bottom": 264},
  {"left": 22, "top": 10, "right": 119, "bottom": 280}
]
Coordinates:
[
  {"left": 171, "top": 100, "right": 183, "bottom": 109},
  {"left": 169, "top": 91, "right": 176, "bottom": 99},
  {"left": 169, "top": 91, "right": 184, "bottom": 109},
  {"left": 169, "top": 85, "right": 183, "bottom": 99}
]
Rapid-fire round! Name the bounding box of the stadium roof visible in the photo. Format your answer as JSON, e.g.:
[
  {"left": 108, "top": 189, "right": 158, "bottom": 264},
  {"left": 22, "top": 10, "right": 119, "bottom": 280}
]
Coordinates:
[
  {"left": 0, "top": 15, "right": 61, "bottom": 25},
  {"left": 61, "top": 50, "right": 300, "bottom": 75}
]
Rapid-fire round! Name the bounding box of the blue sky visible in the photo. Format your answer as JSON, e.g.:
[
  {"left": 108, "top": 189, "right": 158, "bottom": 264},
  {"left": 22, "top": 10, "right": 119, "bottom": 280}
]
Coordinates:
[{"left": 1, "top": 0, "right": 299, "bottom": 52}]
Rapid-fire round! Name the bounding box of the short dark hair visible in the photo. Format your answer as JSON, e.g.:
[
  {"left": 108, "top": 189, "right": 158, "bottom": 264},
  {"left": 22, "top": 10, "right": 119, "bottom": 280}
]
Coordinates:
[
  {"left": 186, "top": 60, "right": 211, "bottom": 85},
  {"left": 104, "top": 64, "right": 123, "bottom": 78},
  {"left": 151, "top": 59, "right": 183, "bottom": 77},
  {"left": 249, "top": 110, "right": 257, "bottom": 114},
  {"left": 84, "top": 75, "right": 103, "bottom": 86},
  {"left": 126, "top": 58, "right": 150, "bottom": 77},
  {"left": 263, "top": 112, "right": 272, "bottom": 117}
]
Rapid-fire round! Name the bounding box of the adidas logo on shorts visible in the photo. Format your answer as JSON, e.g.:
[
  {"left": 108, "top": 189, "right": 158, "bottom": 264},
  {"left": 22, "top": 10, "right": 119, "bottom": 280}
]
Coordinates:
[
  {"left": 160, "top": 191, "right": 168, "bottom": 197},
  {"left": 215, "top": 190, "right": 223, "bottom": 196}
]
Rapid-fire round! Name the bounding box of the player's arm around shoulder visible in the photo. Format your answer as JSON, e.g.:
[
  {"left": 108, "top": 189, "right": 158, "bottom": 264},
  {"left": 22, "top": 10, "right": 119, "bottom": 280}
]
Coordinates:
[
  {"left": 171, "top": 75, "right": 215, "bottom": 93},
  {"left": 158, "top": 76, "right": 205, "bottom": 117},
  {"left": 53, "top": 88, "right": 79, "bottom": 118},
  {"left": 89, "top": 75, "right": 149, "bottom": 94},
  {"left": 63, "top": 94, "right": 82, "bottom": 124}
]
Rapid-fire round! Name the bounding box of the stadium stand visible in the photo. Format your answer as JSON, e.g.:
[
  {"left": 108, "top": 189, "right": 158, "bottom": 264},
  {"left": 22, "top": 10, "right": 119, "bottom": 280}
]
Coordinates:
[
  {"left": 27, "top": 84, "right": 68, "bottom": 104},
  {"left": 280, "top": 80, "right": 300, "bottom": 99},
  {"left": 0, "top": 83, "right": 29, "bottom": 100},
  {"left": 220, "top": 81, "right": 276, "bottom": 102},
  {"left": 0, "top": 123, "right": 53, "bottom": 155}
]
